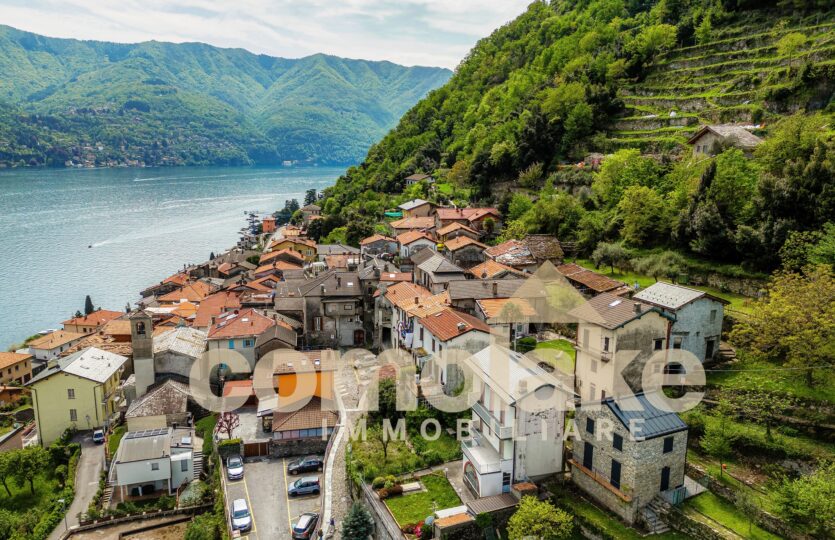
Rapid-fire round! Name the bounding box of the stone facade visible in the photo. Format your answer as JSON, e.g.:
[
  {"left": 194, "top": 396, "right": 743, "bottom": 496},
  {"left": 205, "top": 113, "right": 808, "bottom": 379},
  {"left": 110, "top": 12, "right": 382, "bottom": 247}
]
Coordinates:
[
  {"left": 665, "top": 297, "right": 724, "bottom": 363},
  {"left": 570, "top": 403, "right": 688, "bottom": 524},
  {"left": 270, "top": 436, "right": 329, "bottom": 458},
  {"left": 447, "top": 245, "right": 486, "bottom": 269}
]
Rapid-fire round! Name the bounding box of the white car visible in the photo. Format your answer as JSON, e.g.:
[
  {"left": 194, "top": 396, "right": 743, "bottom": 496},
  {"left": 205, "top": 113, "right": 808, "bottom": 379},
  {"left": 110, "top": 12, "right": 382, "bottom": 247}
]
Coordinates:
[
  {"left": 226, "top": 455, "right": 244, "bottom": 481},
  {"left": 231, "top": 498, "right": 252, "bottom": 532}
]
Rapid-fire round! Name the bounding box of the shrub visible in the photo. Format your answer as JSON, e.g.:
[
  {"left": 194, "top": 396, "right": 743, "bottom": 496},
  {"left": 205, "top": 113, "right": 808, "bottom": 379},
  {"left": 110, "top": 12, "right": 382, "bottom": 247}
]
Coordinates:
[
  {"left": 516, "top": 337, "right": 537, "bottom": 353},
  {"left": 423, "top": 449, "right": 443, "bottom": 466},
  {"left": 157, "top": 495, "right": 176, "bottom": 510},
  {"left": 372, "top": 476, "right": 386, "bottom": 489}
]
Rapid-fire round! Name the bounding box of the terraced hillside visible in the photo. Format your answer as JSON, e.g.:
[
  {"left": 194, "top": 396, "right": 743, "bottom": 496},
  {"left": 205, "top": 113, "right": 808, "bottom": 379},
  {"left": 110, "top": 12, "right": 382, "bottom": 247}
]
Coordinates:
[{"left": 609, "top": 11, "right": 835, "bottom": 152}]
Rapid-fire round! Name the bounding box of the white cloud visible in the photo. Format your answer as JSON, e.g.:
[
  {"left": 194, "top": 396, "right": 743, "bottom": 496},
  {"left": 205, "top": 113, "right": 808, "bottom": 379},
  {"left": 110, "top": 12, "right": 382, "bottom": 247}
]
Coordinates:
[{"left": 0, "top": 0, "right": 532, "bottom": 68}]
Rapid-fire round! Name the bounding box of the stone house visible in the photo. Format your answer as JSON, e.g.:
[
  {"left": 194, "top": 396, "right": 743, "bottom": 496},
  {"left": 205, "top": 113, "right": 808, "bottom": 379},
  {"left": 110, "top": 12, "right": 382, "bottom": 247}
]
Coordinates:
[
  {"left": 206, "top": 309, "right": 278, "bottom": 370},
  {"left": 446, "top": 279, "right": 526, "bottom": 315},
  {"left": 125, "top": 380, "right": 191, "bottom": 431},
  {"left": 468, "top": 260, "right": 527, "bottom": 280},
  {"left": 359, "top": 234, "right": 398, "bottom": 258},
  {"left": 152, "top": 327, "right": 208, "bottom": 380},
  {"left": 415, "top": 253, "right": 466, "bottom": 293},
  {"left": 556, "top": 263, "right": 632, "bottom": 298},
  {"left": 459, "top": 345, "right": 568, "bottom": 497},
  {"left": 633, "top": 282, "right": 728, "bottom": 363},
  {"left": 404, "top": 173, "right": 434, "bottom": 186},
  {"left": 397, "top": 230, "right": 437, "bottom": 259},
  {"left": 398, "top": 198, "right": 436, "bottom": 218},
  {"left": 570, "top": 393, "right": 688, "bottom": 524},
  {"left": 437, "top": 222, "right": 481, "bottom": 243},
  {"left": 474, "top": 297, "right": 537, "bottom": 345},
  {"left": 300, "top": 204, "right": 321, "bottom": 225},
  {"left": 569, "top": 293, "right": 673, "bottom": 401},
  {"left": 687, "top": 124, "right": 763, "bottom": 157},
  {"left": 389, "top": 216, "right": 436, "bottom": 236},
  {"left": 442, "top": 236, "right": 488, "bottom": 269}
]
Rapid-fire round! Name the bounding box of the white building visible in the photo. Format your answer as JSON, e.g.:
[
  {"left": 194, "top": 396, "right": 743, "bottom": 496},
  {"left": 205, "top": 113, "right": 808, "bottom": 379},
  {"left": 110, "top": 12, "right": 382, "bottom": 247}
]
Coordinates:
[
  {"left": 111, "top": 427, "right": 196, "bottom": 501},
  {"left": 460, "top": 345, "right": 569, "bottom": 498},
  {"left": 413, "top": 307, "right": 492, "bottom": 386},
  {"left": 28, "top": 330, "right": 87, "bottom": 364}
]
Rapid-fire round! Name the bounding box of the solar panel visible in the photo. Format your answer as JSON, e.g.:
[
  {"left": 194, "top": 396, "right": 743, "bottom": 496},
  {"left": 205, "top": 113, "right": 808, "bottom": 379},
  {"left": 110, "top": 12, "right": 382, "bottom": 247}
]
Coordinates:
[{"left": 124, "top": 428, "right": 169, "bottom": 440}]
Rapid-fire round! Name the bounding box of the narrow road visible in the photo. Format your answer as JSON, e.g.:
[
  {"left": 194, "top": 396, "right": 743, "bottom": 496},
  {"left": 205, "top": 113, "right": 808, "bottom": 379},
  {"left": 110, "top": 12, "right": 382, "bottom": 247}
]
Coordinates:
[{"left": 48, "top": 434, "right": 105, "bottom": 540}]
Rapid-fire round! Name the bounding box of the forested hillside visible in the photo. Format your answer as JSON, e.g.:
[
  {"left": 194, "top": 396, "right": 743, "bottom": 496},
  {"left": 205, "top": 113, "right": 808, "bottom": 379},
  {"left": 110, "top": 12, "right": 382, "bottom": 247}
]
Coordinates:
[
  {"left": 0, "top": 26, "right": 451, "bottom": 167},
  {"left": 318, "top": 0, "right": 835, "bottom": 272}
]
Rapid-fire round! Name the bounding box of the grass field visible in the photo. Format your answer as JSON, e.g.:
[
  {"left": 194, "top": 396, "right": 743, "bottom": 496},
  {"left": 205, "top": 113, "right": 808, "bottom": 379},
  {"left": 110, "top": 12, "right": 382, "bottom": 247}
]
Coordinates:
[
  {"left": 384, "top": 472, "right": 461, "bottom": 526},
  {"left": 533, "top": 339, "right": 576, "bottom": 374},
  {"left": 707, "top": 355, "right": 835, "bottom": 405},
  {"left": 0, "top": 474, "right": 59, "bottom": 512},
  {"left": 683, "top": 491, "right": 781, "bottom": 540},
  {"left": 108, "top": 425, "right": 126, "bottom": 457}
]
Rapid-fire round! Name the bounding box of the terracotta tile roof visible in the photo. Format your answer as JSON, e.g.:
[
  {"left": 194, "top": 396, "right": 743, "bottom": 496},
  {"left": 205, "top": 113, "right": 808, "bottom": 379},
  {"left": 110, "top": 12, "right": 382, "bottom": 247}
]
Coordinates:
[
  {"left": 435, "top": 513, "right": 474, "bottom": 528},
  {"left": 396, "top": 230, "right": 435, "bottom": 245},
  {"left": 436, "top": 207, "right": 499, "bottom": 221},
  {"left": 301, "top": 204, "right": 321, "bottom": 211},
  {"left": 378, "top": 272, "right": 413, "bottom": 283},
  {"left": 389, "top": 216, "right": 435, "bottom": 230},
  {"left": 29, "top": 330, "right": 86, "bottom": 350},
  {"left": 102, "top": 319, "right": 132, "bottom": 337},
  {"left": 163, "top": 272, "right": 190, "bottom": 286},
  {"left": 437, "top": 222, "right": 478, "bottom": 237},
  {"left": 254, "top": 260, "right": 303, "bottom": 275},
  {"left": 325, "top": 254, "right": 360, "bottom": 269},
  {"left": 222, "top": 380, "right": 254, "bottom": 398},
  {"left": 407, "top": 292, "right": 451, "bottom": 318},
  {"left": 207, "top": 308, "right": 276, "bottom": 339},
  {"left": 384, "top": 281, "right": 433, "bottom": 310},
  {"left": 194, "top": 291, "right": 242, "bottom": 327},
  {"left": 259, "top": 248, "right": 305, "bottom": 265},
  {"left": 418, "top": 307, "right": 491, "bottom": 341},
  {"left": 468, "top": 208, "right": 501, "bottom": 221},
  {"left": 170, "top": 302, "right": 198, "bottom": 319},
  {"left": 0, "top": 352, "right": 31, "bottom": 370},
  {"left": 62, "top": 310, "right": 125, "bottom": 328},
  {"left": 360, "top": 234, "right": 395, "bottom": 246},
  {"left": 158, "top": 281, "right": 216, "bottom": 304},
  {"left": 443, "top": 236, "right": 487, "bottom": 252},
  {"left": 476, "top": 297, "right": 537, "bottom": 319},
  {"left": 60, "top": 334, "right": 133, "bottom": 358},
  {"left": 273, "top": 396, "right": 338, "bottom": 432},
  {"left": 272, "top": 350, "right": 336, "bottom": 374},
  {"left": 269, "top": 238, "right": 316, "bottom": 250},
  {"left": 468, "top": 260, "right": 525, "bottom": 279},
  {"left": 556, "top": 263, "right": 625, "bottom": 294}
]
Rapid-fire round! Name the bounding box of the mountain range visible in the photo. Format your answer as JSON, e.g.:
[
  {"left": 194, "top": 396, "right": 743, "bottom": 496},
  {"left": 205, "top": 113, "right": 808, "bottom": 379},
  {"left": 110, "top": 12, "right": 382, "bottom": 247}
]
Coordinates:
[{"left": 0, "top": 25, "right": 452, "bottom": 167}]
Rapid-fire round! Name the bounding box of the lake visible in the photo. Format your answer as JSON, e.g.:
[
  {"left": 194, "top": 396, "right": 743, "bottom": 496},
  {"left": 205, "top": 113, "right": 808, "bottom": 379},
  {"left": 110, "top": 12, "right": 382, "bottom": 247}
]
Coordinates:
[{"left": 0, "top": 165, "right": 344, "bottom": 348}]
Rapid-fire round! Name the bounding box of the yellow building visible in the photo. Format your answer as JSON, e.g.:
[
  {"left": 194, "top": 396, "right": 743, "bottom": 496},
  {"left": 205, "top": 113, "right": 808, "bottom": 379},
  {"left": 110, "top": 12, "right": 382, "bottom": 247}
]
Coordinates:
[
  {"left": 268, "top": 238, "right": 317, "bottom": 261},
  {"left": 0, "top": 352, "right": 33, "bottom": 385},
  {"left": 27, "top": 347, "right": 127, "bottom": 446}
]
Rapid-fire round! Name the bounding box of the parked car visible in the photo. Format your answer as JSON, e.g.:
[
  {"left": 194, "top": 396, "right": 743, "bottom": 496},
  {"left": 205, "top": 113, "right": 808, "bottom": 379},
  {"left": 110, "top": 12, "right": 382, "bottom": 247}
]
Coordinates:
[
  {"left": 292, "top": 512, "right": 320, "bottom": 539},
  {"left": 287, "top": 455, "right": 323, "bottom": 475},
  {"left": 288, "top": 476, "right": 321, "bottom": 497},
  {"left": 226, "top": 455, "right": 244, "bottom": 481},
  {"left": 230, "top": 498, "right": 252, "bottom": 532},
  {"left": 92, "top": 430, "right": 105, "bottom": 444}
]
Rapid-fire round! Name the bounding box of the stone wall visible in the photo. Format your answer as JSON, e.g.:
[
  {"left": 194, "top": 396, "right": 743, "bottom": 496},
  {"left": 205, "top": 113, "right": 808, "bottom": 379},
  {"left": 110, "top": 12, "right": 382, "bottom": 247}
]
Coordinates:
[
  {"left": 271, "top": 437, "right": 328, "bottom": 458},
  {"left": 358, "top": 481, "right": 404, "bottom": 540}
]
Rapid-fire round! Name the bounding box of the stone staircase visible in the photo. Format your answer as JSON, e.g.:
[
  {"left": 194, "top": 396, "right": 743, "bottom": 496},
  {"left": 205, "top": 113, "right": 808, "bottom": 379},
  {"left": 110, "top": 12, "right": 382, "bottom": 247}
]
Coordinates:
[
  {"left": 642, "top": 497, "right": 671, "bottom": 535},
  {"left": 193, "top": 450, "right": 204, "bottom": 479},
  {"left": 101, "top": 481, "right": 114, "bottom": 509},
  {"left": 717, "top": 342, "right": 737, "bottom": 364}
]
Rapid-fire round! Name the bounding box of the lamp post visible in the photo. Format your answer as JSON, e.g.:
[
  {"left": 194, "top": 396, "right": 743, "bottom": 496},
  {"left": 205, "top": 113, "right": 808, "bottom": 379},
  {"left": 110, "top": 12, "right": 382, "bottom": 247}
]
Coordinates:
[{"left": 58, "top": 498, "right": 68, "bottom": 532}]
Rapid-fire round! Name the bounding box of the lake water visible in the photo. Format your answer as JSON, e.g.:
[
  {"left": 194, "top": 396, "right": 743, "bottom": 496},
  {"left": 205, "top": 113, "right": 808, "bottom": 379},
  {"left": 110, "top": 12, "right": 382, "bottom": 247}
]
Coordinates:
[{"left": 0, "top": 165, "right": 344, "bottom": 348}]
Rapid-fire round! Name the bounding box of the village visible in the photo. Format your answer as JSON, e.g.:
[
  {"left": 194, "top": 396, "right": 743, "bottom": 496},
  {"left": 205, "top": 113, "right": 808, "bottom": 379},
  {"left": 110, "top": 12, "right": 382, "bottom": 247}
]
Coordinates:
[{"left": 0, "top": 126, "right": 799, "bottom": 540}]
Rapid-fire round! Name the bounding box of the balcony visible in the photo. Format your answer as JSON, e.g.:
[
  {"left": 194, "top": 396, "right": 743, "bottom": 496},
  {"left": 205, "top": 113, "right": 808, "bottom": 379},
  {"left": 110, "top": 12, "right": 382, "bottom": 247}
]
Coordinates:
[
  {"left": 472, "top": 401, "right": 513, "bottom": 439},
  {"left": 600, "top": 350, "right": 612, "bottom": 362},
  {"left": 461, "top": 436, "right": 504, "bottom": 475}
]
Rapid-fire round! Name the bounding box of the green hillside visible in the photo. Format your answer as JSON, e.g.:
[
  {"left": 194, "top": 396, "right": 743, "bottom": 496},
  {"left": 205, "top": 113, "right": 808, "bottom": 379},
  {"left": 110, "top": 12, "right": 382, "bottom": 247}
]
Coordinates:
[
  {"left": 0, "top": 26, "right": 451, "bottom": 167},
  {"left": 318, "top": 0, "right": 835, "bottom": 272}
]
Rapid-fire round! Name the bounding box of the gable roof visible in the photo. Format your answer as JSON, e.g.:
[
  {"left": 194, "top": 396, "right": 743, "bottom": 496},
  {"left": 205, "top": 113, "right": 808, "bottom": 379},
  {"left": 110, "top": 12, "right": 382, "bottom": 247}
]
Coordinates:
[
  {"left": 476, "top": 297, "right": 538, "bottom": 320},
  {"left": 193, "top": 291, "right": 242, "bottom": 327},
  {"left": 418, "top": 253, "right": 465, "bottom": 275},
  {"left": 389, "top": 216, "right": 435, "bottom": 230},
  {"left": 158, "top": 281, "right": 215, "bottom": 304},
  {"left": 398, "top": 199, "right": 433, "bottom": 211},
  {"left": 301, "top": 204, "right": 321, "bottom": 211},
  {"left": 360, "top": 234, "right": 395, "bottom": 246},
  {"left": 207, "top": 308, "right": 276, "bottom": 340},
  {"left": 437, "top": 222, "right": 478, "bottom": 237},
  {"left": 126, "top": 380, "right": 190, "bottom": 418},
  {"left": 602, "top": 392, "right": 688, "bottom": 440},
  {"left": 397, "top": 230, "right": 435, "bottom": 246},
  {"left": 317, "top": 243, "right": 360, "bottom": 256},
  {"left": 254, "top": 260, "right": 303, "bottom": 275},
  {"left": 466, "top": 345, "right": 558, "bottom": 403},
  {"left": 568, "top": 292, "right": 667, "bottom": 329},
  {"left": 153, "top": 327, "right": 207, "bottom": 359},
  {"left": 468, "top": 260, "right": 526, "bottom": 279},
  {"left": 633, "top": 281, "right": 729, "bottom": 310},
  {"left": 446, "top": 279, "right": 524, "bottom": 301},
  {"left": 384, "top": 281, "right": 433, "bottom": 310},
  {"left": 259, "top": 248, "right": 305, "bottom": 265},
  {"left": 556, "top": 263, "right": 628, "bottom": 294},
  {"left": 444, "top": 236, "right": 487, "bottom": 252},
  {"left": 687, "top": 124, "right": 764, "bottom": 149},
  {"left": 0, "top": 352, "right": 32, "bottom": 371},
  {"left": 28, "top": 330, "right": 87, "bottom": 351},
  {"left": 436, "top": 207, "right": 500, "bottom": 222},
  {"left": 484, "top": 239, "right": 537, "bottom": 267},
  {"left": 419, "top": 308, "right": 491, "bottom": 341},
  {"left": 272, "top": 396, "right": 338, "bottom": 432},
  {"left": 523, "top": 235, "right": 564, "bottom": 261},
  {"left": 63, "top": 310, "right": 125, "bottom": 329},
  {"left": 404, "top": 173, "right": 431, "bottom": 181},
  {"left": 29, "top": 347, "right": 127, "bottom": 385}
]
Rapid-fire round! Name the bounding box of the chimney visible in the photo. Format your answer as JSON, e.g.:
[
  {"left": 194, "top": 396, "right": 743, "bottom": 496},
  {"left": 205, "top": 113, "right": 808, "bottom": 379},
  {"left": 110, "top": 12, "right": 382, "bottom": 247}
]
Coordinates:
[
  {"left": 492, "top": 282, "right": 498, "bottom": 297},
  {"left": 414, "top": 296, "right": 419, "bottom": 305},
  {"left": 320, "top": 284, "right": 326, "bottom": 295},
  {"left": 634, "top": 302, "right": 642, "bottom": 313},
  {"left": 336, "top": 276, "right": 342, "bottom": 288},
  {"left": 373, "top": 267, "right": 380, "bottom": 278}
]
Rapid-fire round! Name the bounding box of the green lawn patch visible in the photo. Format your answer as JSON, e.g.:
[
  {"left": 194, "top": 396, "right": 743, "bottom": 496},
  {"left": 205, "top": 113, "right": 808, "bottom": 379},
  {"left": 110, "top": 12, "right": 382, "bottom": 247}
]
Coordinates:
[
  {"left": 108, "top": 425, "right": 126, "bottom": 457},
  {"left": 0, "top": 474, "right": 60, "bottom": 513},
  {"left": 683, "top": 491, "right": 781, "bottom": 540},
  {"left": 533, "top": 339, "right": 576, "bottom": 374},
  {"left": 708, "top": 355, "right": 835, "bottom": 405},
  {"left": 350, "top": 435, "right": 424, "bottom": 481},
  {"left": 195, "top": 414, "right": 218, "bottom": 456},
  {"left": 384, "top": 472, "right": 461, "bottom": 526}
]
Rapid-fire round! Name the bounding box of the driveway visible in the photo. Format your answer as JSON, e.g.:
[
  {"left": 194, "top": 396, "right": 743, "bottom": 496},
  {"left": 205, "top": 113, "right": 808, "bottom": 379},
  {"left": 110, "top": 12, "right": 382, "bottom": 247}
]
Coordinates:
[
  {"left": 223, "top": 457, "right": 322, "bottom": 540},
  {"left": 48, "top": 433, "right": 105, "bottom": 540}
]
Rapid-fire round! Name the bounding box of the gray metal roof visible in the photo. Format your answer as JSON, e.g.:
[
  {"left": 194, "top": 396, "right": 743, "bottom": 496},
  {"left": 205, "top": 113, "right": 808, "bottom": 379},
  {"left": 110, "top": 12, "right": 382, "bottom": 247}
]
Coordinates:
[
  {"left": 633, "top": 282, "right": 705, "bottom": 311},
  {"left": 417, "top": 253, "right": 464, "bottom": 275},
  {"left": 29, "top": 347, "right": 126, "bottom": 385},
  {"left": 467, "top": 493, "right": 518, "bottom": 515},
  {"left": 398, "top": 199, "right": 432, "bottom": 211},
  {"left": 604, "top": 393, "right": 688, "bottom": 440},
  {"left": 568, "top": 292, "right": 664, "bottom": 329},
  {"left": 117, "top": 428, "right": 172, "bottom": 462}
]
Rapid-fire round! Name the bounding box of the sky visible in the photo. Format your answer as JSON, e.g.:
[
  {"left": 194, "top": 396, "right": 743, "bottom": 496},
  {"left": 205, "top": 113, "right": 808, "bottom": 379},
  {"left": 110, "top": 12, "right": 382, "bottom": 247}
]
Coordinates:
[{"left": 0, "top": 0, "right": 532, "bottom": 68}]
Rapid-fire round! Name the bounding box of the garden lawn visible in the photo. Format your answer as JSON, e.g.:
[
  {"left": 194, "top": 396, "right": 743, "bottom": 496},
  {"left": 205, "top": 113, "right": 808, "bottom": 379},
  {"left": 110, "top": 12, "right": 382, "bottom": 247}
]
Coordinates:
[
  {"left": 351, "top": 435, "right": 424, "bottom": 481},
  {"left": 418, "top": 430, "right": 462, "bottom": 462},
  {"left": 708, "top": 356, "right": 835, "bottom": 405},
  {"left": 384, "top": 473, "right": 461, "bottom": 526},
  {"left": 108, "top": 425, "right": 126, "bottom": 457},
  {"left": 534, "top": 339, "right": 576, "bottom": 373},
  {"left": 195, "top": 414, "right": 218, "bottom": 456},
  {"left": 683, "top": 492, "right": 781, "bottom": 540},
  {"left": 0, "top": 474, "right": 59, "bottom": 513}
]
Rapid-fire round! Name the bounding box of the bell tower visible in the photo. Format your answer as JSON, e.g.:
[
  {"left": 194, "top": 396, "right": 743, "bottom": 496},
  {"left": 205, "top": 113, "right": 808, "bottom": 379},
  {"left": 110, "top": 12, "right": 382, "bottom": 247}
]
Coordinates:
[{"left": 130, "top": 310, "right": 155, "bottom": 397}]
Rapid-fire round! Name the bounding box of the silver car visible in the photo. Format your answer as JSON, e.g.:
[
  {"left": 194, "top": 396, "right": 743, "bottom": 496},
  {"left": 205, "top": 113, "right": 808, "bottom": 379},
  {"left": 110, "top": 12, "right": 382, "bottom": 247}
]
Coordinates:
[
  {"left": 231, "top": 498, "right": 252, "bottom": 532},
  {"left": 227, "top": 455, "right": 244, "bottom": 481}
]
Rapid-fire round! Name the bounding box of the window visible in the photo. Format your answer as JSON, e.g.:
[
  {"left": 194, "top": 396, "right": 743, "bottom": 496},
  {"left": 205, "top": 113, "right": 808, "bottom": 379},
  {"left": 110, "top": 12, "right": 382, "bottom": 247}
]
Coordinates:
[
  {"left": 654, "top": 338, "right": 664, "bottom": 350},
  {"left": 610, "top": 459, "right": 622, "bottom": 489},
  {"left": 582, "top": 329, "right": 590, "bottom": 349},
  {"left": 151, "top": 463, "right": 160, "bottom": 471},
  {"left": 313, "top": 317, "right": 322, "bottom": 331},
  {"left": 590, "top": 360, "right": 598, "bottom": 373},
  {"left": 663, "top": 436, "right": 674, "bottom": 454},
  {"left": 589, "top": 384, "right": 596, "bottom": 401},
  {"left": 69, "top": 409, "right": 77, "bottom": 422},
  {"left": 420, "top": 327, "right": 424, "bottom": 341},
  {"left": 243, "top": 339, "right": 254, "bottom": 348},
  {"left": 67, "top": 388, "right": 75, "bottom": 400},
  {"left": 344, "top": 303, "right": 352, "bottom": 311},
  {"left": 431, "top": 339, "right": 436, "bottom": 353},
  {"left": 181, "top": 460, "right": 189, "bottom": 472},
  {"left": 673, "top": 337, "right": 683, "bottom": 349},
  {"left": 586, "top": 418, "right": 595, "bottom": 435},
  {"left": 613, "top": 433, "right": 623, "bottom": 451},
  {"left": 603, "top": 337, "right": 610, "bottom": 352},
  {"left": 710, "top": 309, "right": 717, "bottom": 323}
]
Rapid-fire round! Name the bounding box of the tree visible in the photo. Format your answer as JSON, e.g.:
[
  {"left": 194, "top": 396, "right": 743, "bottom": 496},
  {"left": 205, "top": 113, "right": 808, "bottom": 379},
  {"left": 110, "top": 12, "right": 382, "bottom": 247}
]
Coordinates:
[
  {"left": 0, "top": 452, "right": 13, "bottom": 497},
  {"left": 84, "top": 295, "right": 95, "bottom": 316},
  {"left": 617, "top": 186, "right": 669, "bottom": 245},
  {"left": 695, "top": 14, "right": 713, "bottom": 44},
  {"left": 736, "top": 490, "right": 760, "bottom": 537},
  {"left": 810, "top": 223, "right": 835, "bottom": 268},
  {"left": 700, "top": 400, "right": 733, "bottom": 477},
  {"left": 628, "top": 24, "right": 677, "bottom": 60},
  {"left": 730, "top": 265, "right": 835, "bottom": 387},
  {"left": 507, "top": 193, "right": 533, "bottom": 221},
  {"left": 185, "top": 513, "right": 221, "bottom": 540},
  {"left": 304, "top": 189, "right": 317, "bottom": 206},
  {"left": 772, "top": 461, "right": 835, "bottom": 537},
  {"left": 54, "top": 464, "right": 68, "bottom": 490},
  {"left": 779, "top": 229, "right": 823, "bottom": 272},
  {"left": 591, "top": 242, "right": 630, "bottom": 274},
  {"left": 727, "top": 386, "right": 792, "bottom": 440},
  {"left": 631, "top": 251, "right": 686, "bottom": 282},
  {"left": 215, "top": 412, "right": 240, "bottom": 440},
  {"left": 518, "top": 162, "right": 544, "bottom": 188},
  {"left": 592, "top": 149, "right": 662, "bottom": 208},
  {"left": 13, "top": 447, "right": 49, "bottom": 495},
  {"left": 777, "top": 32, "right": 807, "bottom": 69},
  {"left": 507, "top": 496, "right": 573, "bottom": 540},
  {"left": 342, "top": 502, "right": 374, "bottom": 539}
]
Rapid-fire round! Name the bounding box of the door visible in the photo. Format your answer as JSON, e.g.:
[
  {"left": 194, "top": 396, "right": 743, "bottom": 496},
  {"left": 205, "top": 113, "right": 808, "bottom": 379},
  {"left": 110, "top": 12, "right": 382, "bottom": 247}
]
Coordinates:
[
  {"left": 583, "top": 442, "right": 593, "bottom": 470},
  {"left": 353, "top": 329, "right": 365, "bottom": 346},
  {"left": 660, "top": 466, "right": 670, "bottom": 491},
  {"left": 610, "top": 460, "right": 621, "bottom": 490},
  {"left": 705, "top": 339, "right": 715, "bottom": 359}
]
